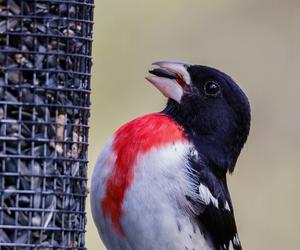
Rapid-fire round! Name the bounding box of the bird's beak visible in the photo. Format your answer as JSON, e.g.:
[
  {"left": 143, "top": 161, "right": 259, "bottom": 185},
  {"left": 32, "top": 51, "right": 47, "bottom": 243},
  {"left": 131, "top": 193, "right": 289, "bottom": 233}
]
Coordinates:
[{"left": 146, "top": 61, "right": 192, "bottom": 103}]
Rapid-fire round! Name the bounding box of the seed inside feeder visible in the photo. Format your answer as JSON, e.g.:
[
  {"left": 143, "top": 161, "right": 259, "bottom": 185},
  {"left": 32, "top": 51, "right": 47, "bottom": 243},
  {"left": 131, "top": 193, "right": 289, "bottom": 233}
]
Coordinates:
[{"left": 0, "top": 0, "right": 94, "bottom": 249}]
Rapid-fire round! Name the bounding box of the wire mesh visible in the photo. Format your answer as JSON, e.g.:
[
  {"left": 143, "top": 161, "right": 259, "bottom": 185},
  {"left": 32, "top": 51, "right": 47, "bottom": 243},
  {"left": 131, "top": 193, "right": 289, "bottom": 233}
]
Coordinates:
[{"left": 0, "top": 0, "right": 94, "bottom": 249}]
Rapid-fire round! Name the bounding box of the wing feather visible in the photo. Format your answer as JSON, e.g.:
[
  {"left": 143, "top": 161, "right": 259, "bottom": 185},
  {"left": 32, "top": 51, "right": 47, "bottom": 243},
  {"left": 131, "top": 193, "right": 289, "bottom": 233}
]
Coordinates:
[{"left": 187, "top": 154, "right": 242, "bottom": 250}]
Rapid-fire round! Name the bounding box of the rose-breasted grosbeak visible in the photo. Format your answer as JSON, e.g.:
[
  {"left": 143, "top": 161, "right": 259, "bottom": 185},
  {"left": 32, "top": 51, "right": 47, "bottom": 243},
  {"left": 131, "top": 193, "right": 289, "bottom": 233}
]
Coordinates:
[{"left": 91, "top": 61, "right": 250, "bottom": 250}]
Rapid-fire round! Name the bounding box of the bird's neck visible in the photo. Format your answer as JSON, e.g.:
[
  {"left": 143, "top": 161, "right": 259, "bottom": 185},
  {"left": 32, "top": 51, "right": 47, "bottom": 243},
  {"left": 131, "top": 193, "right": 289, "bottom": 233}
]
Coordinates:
[{"left": 162, "top": 102, "right": 244, "bottom": 174}]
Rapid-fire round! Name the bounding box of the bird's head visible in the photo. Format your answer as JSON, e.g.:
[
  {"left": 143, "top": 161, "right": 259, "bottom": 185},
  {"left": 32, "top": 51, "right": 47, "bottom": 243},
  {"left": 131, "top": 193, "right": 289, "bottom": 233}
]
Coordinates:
[{"left": 146, "top": 61, "right": 251, "bottom": 174}]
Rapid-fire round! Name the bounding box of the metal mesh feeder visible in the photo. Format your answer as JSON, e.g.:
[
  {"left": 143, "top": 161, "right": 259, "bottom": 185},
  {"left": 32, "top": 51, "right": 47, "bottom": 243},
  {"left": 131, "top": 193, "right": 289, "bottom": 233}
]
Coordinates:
[{"left": 0, "top": 0, "right": 94, "bottom": 249}]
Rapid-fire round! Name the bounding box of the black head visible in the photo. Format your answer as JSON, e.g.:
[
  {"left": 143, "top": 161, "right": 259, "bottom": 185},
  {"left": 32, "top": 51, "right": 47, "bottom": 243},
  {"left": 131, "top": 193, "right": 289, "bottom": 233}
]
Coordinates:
[{"left": 147, "top": 62, "right": 251, "bottom": 174}]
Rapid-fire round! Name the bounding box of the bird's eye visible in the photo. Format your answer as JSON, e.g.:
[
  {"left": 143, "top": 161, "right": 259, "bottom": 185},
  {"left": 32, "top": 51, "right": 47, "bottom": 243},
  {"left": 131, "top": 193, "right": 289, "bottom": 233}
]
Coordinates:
[{"left": 204, "top": 81, "right": 221, "bottom": 96}]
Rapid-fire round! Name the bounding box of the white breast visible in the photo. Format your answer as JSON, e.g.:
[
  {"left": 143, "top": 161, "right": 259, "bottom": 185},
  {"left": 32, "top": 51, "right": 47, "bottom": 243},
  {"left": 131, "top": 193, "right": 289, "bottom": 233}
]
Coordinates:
[
  {"left": 91, "top": 139, "right": 214, "bottom": 250},
  {"left": 91, "top": 137, "right": 132, "bottom": 250}
]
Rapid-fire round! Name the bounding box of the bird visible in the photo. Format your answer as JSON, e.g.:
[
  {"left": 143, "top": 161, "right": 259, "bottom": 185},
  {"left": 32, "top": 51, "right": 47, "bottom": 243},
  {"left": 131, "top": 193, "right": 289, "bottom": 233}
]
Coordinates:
[{"left": 90, "top": 61, "right": 251, "bottom": 250}]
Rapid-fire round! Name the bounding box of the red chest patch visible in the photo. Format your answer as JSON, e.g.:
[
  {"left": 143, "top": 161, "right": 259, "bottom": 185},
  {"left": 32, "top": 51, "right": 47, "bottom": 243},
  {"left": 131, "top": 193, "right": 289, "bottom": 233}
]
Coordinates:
[{"left": 101, "top": 113, "right": 187, "bottom": 236}]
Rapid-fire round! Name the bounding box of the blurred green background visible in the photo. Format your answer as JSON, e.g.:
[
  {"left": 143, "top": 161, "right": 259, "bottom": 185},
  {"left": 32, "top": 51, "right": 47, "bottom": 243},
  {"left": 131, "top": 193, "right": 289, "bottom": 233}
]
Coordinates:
[{"left": 87, "top": 0, "right": 300, "bottom": 249}]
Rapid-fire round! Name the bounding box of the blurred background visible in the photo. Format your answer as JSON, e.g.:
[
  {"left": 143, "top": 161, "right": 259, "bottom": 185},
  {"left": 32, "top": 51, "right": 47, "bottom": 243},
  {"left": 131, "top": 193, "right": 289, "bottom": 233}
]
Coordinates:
[{"left": 87, "top": 0, "right": 300, "bottom": 249}]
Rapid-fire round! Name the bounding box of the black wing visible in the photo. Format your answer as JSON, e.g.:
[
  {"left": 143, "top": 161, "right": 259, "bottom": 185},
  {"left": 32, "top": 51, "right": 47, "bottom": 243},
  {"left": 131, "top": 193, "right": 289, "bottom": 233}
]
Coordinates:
[{"left": 187, "top": 155, "right": 242, "bottom": 250}]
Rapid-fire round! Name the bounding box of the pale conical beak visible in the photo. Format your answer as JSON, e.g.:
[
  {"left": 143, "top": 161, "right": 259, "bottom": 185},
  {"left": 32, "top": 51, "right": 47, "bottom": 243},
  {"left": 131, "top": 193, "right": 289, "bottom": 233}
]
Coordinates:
[{"left": 146, "top": 61, "right": 192, "bottom": 103}]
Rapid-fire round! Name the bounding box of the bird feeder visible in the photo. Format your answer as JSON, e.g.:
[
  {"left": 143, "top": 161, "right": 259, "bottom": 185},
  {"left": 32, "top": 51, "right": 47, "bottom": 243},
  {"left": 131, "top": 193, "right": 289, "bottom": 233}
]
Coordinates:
[{"left": 0, "top": 0, "right": 94, "bottom": 249}]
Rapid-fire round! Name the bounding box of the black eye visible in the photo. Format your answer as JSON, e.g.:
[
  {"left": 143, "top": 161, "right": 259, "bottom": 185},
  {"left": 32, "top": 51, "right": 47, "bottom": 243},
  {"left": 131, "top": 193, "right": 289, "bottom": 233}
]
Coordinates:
[{"left": 204, "top": 81, "right": 221, "bottom": 96}]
